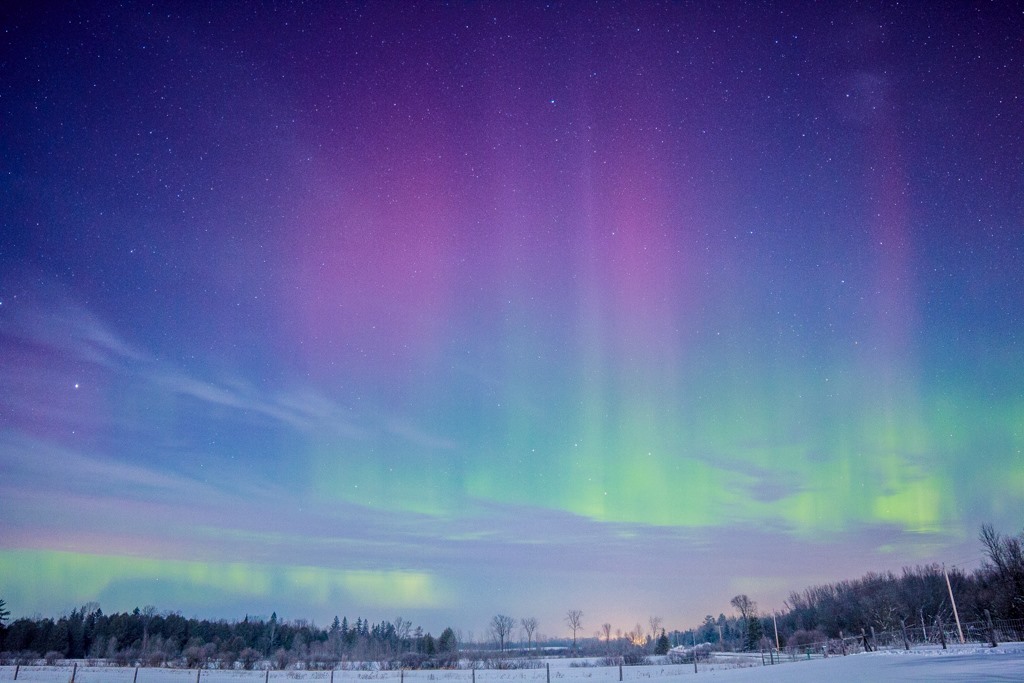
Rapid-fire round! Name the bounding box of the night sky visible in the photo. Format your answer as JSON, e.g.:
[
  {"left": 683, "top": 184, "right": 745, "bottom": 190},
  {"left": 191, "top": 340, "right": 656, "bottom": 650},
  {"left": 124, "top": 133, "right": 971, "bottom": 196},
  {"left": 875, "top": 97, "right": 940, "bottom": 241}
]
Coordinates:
[{"left": 2, "top": 1, "right": 1022, "bottom": 635}]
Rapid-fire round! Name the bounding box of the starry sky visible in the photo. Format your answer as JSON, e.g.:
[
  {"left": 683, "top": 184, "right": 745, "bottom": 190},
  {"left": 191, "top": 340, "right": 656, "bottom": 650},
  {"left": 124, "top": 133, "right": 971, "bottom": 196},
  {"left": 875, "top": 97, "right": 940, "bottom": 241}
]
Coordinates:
[{"left": 2, "top": 1, "right": 1022, "bottom": 636}]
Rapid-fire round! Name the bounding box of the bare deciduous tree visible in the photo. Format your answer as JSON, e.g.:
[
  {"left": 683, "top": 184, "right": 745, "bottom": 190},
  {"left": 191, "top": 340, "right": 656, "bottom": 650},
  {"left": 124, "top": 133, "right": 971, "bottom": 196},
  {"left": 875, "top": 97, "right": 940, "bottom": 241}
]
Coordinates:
[
  {"left": 730, "top": 595, "right": 756, "bottom": 622},
  {"left": 141, "top": 605, "right": 158, "bottom": 653},
  {"left": 601, "top": 623, "right": 612, "bottom": 651},
  {"left": 490, "top": 614, "right": 516, "bottom": 652},
  {"left": 980, "top": 524, "right": 1024, "bottom": 619},
  {"left": 565, "top": 610, "right": 583, "bottom": 650},
  {"left": 647, "top": 616, "right": 662, "bottom": 643},
  {"left": 393, "top": 616, "right": 412, "bottom": 642},
  {"left": 520, "top": 617, "right": 538, "bottom": 651},
  {"left": 731, "top": 594, "right": 762, "bottom": 651}
]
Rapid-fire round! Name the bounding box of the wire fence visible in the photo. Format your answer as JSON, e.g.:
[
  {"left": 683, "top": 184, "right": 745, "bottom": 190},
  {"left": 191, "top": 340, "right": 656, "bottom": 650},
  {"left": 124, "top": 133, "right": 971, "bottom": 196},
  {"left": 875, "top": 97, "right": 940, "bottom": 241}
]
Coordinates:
[
  {"left": 0, "top": 662, "right": 700, "bottom": 683},
  {"left": 775, "top": 617, "right": 1024, "bottom": 659},
  {"left": 1, "top": 621, "right": 1021, "bottom": 682}
]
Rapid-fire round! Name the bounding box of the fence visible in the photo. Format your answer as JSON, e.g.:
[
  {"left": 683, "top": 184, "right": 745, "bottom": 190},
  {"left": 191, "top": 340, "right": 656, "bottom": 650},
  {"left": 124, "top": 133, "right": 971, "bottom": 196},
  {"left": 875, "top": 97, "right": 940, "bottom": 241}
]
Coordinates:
[
  {"left": 0, "top": 662, "right": 699, "bottom": 683},
  {"left": 1, "top": 622, "right": 1021, "bottom": 682},
  {"left": 779, "top": 617, "right": 1024, "bottom": 659}
]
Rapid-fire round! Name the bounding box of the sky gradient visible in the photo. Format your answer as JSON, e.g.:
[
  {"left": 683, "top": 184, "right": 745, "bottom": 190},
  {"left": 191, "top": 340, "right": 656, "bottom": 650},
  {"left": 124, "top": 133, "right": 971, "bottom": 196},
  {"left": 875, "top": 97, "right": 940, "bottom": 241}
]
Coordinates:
[{"left": 2, "top": 2, "right": 1022, "bottom": 636}]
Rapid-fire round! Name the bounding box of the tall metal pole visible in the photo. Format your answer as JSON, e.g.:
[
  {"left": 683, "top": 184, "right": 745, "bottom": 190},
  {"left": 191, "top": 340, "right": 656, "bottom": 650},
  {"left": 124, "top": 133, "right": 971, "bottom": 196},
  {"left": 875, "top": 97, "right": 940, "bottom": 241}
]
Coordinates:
[
  {"left": 943, "top": 564, "right": 965, "bottom": 644},
  {"left": 772, "top": 613, "right": 780, "bottom": 652}
]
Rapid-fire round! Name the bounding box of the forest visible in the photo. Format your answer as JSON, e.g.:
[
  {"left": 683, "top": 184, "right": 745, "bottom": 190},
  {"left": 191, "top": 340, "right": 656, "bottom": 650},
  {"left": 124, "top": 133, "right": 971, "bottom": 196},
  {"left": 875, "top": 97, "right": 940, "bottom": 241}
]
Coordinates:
[{"left": 0, "top": 524, "right": 1020, "bottom": 669}]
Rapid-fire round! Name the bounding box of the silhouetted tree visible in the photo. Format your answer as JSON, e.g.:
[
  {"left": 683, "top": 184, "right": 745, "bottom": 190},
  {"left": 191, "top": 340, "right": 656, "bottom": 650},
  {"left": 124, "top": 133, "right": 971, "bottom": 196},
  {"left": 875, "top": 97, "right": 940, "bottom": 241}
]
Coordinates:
[
  {"left": 980, "top": 524, "right": 1024, "bottom": 619},
  {"left": 520, "top": 617, "right": 538, "bottom": 651},
  {"left": 655, "top": 630, "right": 670, "bottom": 655},
  {"left": 731, "top": 595, "right": 760, "bottom": 651},
  {"left": 490, "top": 614, "right": 515, "bottom": 652},
  {"left": 565, "top": 610, "right": 583, "bottom": 651}
]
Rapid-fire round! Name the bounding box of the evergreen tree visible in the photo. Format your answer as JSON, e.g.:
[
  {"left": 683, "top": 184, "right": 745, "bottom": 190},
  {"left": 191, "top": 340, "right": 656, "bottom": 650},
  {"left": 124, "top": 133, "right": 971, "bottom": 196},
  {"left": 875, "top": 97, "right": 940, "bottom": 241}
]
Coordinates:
[
  {"left": 744, "top": 616, "right": 764, "bottom": 651},
  {"left": 655, "top": 630, "right": 670, "bottom": 655},
  {"left": 266, "top": 612, "right": 278, "bottom": 655},
  {"left": 438, "top": 627, "right": 457, "bottom": 654}
]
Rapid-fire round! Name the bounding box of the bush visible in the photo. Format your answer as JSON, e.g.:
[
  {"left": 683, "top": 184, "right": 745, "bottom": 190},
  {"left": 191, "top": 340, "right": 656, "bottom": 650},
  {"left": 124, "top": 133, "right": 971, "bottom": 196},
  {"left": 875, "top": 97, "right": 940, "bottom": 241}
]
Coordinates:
[
  {"left": 144, "top": 649, "right": 166, "bottom": 667},
  {"left": 621, "top": 652, "right": 650, "bottom": 666},
  {"left": 44, "top": 650, "right": 62, "bottom": 666},
  {"left": 239, "top": 648, "right": 261, "bottom": 670},
  {"left": 484, "top": 657, "right": 542, "bottom": 670},
  {"left": 113, "top": 646, "right": 136, "bottom": 667},
  {"left": 273, "top": 647, "right": 291, "bottom": 670},
  {"left": 787, "top": 630, "right": 826, "bottom": 649},
  {"left": 15, "top": 650, "right": 38, "bottom": 665},
  {"left": 400, "top": 652, "right": 430, "bottom": 669},
  {"left": 183, "top": 645, "right": 205, "bottom": 669}
]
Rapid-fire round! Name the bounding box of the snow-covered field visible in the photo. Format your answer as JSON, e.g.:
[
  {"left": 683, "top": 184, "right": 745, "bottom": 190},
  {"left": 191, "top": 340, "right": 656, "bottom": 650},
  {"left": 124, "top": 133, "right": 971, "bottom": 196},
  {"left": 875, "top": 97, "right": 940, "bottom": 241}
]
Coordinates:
[{"left": 2, "top": 645, "right": 1022, "bottom": 683}]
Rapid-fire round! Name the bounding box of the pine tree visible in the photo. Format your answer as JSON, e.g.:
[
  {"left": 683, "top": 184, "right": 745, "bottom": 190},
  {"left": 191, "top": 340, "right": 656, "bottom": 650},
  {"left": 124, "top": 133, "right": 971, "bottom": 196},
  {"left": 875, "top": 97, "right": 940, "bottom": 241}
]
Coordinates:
[
  {"left": 745, "top": 616, "right": 764, "bottom": 651},
  {"left": 438, "top": 627, "right": 457, "bottom": 653},
  {"left": 655, "top": 630, "right": 670, "bottom": 655}
]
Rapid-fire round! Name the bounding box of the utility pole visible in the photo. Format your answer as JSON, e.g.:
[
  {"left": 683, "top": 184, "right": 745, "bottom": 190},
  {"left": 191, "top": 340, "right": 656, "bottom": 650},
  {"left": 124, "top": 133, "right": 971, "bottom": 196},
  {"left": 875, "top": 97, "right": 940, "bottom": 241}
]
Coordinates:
[
  {"left": 943, "top": 564, "right": 965, "bottom": 644},
  {"left": 692, "top": 629, "right": 698, "bottom": 674},
  {"left": 772, "top": 613, "right": 780, "bottom": 652}
]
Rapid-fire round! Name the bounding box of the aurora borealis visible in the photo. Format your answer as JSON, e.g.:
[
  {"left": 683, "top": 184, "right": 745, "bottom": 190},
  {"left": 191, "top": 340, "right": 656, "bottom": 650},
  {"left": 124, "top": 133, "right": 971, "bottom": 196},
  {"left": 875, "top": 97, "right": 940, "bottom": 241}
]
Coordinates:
[{"left": 1, "top": 2, "right": 1022, "bottom": 634}]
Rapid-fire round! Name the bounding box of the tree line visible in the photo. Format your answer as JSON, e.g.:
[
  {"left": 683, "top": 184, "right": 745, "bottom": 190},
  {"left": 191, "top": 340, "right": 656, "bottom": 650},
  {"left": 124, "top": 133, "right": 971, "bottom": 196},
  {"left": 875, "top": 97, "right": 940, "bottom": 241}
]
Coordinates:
[
  {"left": 681, "top": 524, "right": 1024, "bottom": 652},
  {"left": 1, "top": 524, "right": 1019, "bottom": 666},
  {"left": 0, "top": 606, "right": 458, "bottom": 670}
]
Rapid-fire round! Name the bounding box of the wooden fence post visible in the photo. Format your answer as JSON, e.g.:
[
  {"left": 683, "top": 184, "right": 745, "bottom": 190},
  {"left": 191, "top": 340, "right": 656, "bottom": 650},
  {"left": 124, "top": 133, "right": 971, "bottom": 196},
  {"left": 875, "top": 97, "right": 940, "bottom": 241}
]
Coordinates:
[
  {"left": 265, "top": 668, "right": 269, "bottom": 683},
  {"left": 937, "top": 616, "right": 947, "bottom": 649},
  {"left": 618, "top": 660, "right": 622, "bottom": 681},
  {"left": 13, "top": 663, "right": 19, "bottom": 680},
  {"left": 134, "top": 665, "right": 139, "bottom": 683},
  {"left": 196, "top": 667, "right": 201, "bottom": 683},
  {"left": 900, "top": 622, "right": 910, "bottom": 650},
  {"left": 547, "top": 663, "right": 551, "bottom": 683},
  {"left": 985, "top": 609, "right": 997, "bottom": 647},
  {"left": 71, "top": 662, "right": 78, "bottom": 682}
]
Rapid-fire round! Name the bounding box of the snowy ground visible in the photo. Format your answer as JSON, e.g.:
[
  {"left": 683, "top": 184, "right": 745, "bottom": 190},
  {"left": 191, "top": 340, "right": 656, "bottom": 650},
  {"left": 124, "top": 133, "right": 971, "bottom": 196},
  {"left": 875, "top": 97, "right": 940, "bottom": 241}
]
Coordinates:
[{"left": 2, "top": 644, "right": 1022, "bottom": 683}]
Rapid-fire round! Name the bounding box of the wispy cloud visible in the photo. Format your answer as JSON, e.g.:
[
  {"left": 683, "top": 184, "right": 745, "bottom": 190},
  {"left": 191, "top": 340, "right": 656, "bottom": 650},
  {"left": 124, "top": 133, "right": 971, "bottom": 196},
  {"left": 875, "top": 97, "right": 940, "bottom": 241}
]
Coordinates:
[
  {"left": 0, "top": 433, "right": 228, "bottom": 503},
  {"left": 1, "top": 282, "right": 364, "bottom": 439},
  {"left": 0, "top": 287, "right": 150, "bottom": 369}
]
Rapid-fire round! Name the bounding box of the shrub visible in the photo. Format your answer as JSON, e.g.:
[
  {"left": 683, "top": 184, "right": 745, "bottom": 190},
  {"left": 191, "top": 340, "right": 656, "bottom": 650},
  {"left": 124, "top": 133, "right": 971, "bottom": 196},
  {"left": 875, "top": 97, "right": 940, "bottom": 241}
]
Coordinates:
[
  {"left": 787, "top": 630, "right": 826, "bottom": 649},
  {"left": 239, "top": 648, "right": 261, "bottom": 670}
]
